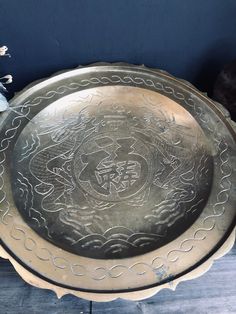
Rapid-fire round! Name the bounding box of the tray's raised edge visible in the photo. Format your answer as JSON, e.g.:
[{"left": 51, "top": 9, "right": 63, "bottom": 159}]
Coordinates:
[
  {"left": 0, "top": 227, "right": 235, "bottom": 302},
  {"left": 1, "top": 63, "right": 235, "bottom": 301},
  {"left": 7, "top": 63, "right": 236, "bottom": 130}
]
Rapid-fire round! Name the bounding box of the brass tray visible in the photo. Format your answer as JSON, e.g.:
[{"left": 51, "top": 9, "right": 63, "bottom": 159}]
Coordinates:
[{"left": 0, "top": 63, "right": 235, "bottom": 301}]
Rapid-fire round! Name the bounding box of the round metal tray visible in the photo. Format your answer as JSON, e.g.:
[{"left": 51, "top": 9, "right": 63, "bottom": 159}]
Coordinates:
[{"left": 0, "top": 63, "right": 235, "bottom": 301}]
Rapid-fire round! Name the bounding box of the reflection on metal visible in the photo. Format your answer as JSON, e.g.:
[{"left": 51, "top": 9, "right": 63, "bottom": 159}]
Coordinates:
[{"left": 0, "top": 63, "right": 235, "bottom": 301}]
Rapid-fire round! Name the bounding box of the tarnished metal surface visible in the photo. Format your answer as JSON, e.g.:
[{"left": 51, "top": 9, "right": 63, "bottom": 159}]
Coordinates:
[{"left": 0, "top": 64, "right": 235, "bottom": 299}]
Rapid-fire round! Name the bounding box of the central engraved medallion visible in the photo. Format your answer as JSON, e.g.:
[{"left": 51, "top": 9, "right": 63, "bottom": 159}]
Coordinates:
[
  {"left": 74, "top": 133, "right": 151, "bottom": 201},
  {"left": 11, "top": 86, "right": 213, "bottom": 259}
]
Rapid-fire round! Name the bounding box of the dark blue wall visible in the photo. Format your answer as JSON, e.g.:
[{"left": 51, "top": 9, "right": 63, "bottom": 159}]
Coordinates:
[{"left": 0, "top": 0, "right": 236, "bottom": 97}]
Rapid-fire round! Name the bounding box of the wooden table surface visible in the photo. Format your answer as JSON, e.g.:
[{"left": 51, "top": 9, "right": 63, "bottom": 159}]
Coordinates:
[{"left": 0, "top": 242, "right": 235, "bottom": 314}]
